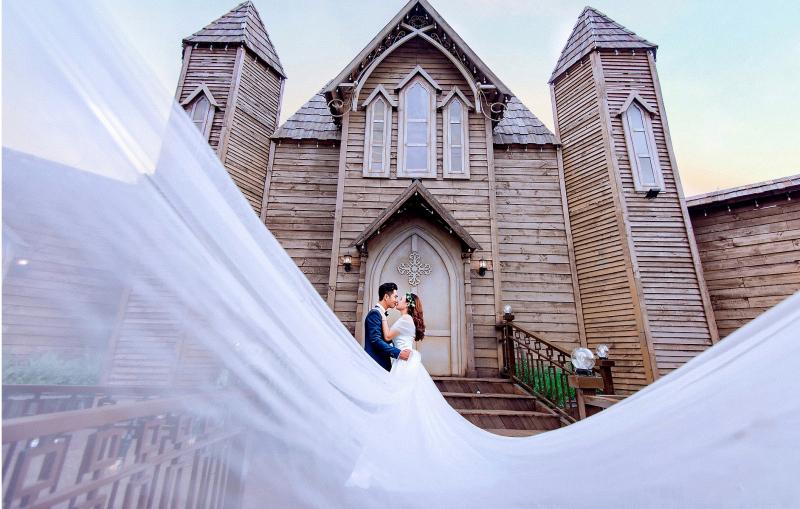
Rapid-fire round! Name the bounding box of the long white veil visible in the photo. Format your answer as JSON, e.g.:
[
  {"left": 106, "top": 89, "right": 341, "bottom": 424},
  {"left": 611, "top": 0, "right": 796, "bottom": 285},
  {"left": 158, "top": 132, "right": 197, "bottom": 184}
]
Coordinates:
[{"left": 3, "top": 2, "right": 799, "bottom": 508}]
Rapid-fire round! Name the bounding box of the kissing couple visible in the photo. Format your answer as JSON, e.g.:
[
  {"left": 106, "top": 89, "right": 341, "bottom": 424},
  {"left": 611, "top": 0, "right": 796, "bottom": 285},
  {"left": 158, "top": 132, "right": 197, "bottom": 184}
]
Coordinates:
[{"left": 364, "top": 282, "right": 426, "bottom": 371}]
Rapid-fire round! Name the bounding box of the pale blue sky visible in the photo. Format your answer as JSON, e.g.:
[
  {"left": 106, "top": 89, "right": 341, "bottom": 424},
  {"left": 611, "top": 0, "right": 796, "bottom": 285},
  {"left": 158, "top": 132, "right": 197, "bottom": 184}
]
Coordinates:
[{"left": 101, "top": 0, "right": 799, "bottom": 195}]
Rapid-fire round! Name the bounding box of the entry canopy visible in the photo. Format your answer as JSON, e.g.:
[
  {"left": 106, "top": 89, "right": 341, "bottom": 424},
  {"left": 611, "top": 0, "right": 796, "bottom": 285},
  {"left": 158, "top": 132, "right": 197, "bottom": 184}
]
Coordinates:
[{"left": 350, "top": 180, "right": 481, "bottom": 253}]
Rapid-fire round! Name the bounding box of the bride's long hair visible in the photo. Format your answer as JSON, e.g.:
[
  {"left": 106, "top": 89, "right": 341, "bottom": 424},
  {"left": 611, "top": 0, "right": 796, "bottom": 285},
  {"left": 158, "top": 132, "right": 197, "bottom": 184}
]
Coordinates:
[{"left": 406, "top": 292, "right": 425, "bottom": 342}]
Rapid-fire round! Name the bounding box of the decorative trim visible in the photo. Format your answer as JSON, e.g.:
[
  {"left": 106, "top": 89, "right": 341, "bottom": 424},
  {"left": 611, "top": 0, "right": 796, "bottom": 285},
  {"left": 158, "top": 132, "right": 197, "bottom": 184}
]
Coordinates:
[
  {"left": 362, "top": 96, "right": 392, "bottom": 178},
  {"left": 442, "top": 97, "right": 470, "bottom": 179},
  {"left": 550, "top": 83, "right": 587, "bottom": 347},
  {"left": 326, "top": 112, "right": 350, "bottom": 308},
  {"left": 217, "top": 45, "right": 245, "bottom": 162},
  {"left": 179, "top": 83, "right": 221, "bottom": 108},
  {"left": 484, "top": 115, "right": 504, "bottom": 371},
  {"left": 394, "top": 65, "right": 443, "bottom": 92},
  {"left": 397, "top": 76, "right": 437, "bottom": 179},
  {"left": 361, "top": 84, "right": 397, "bottom": 109},
  {"left": 614, "top": 91, "right": 657, "bottom": 117},
  {"left": 437, "top": 86, "right": 473, "bottom": 110}
]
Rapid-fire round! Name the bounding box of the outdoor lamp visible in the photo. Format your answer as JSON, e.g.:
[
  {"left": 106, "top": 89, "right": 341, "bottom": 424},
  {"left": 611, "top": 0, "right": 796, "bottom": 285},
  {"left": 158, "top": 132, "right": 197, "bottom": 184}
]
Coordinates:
[
  {"left": 343, "top": 255, "right": 352, "bottom": 272},
  {"left": 596, "top": 344, "right": 609, "bottom": 359},
  {"left": 478, "top": 258, "right": 487, "bottom": 276},
  {"left": 571, "top": 347, "right": 595, "bottom": 376},
  {"left": 502, "top": 304, "right": 513, "bottom": 321}
]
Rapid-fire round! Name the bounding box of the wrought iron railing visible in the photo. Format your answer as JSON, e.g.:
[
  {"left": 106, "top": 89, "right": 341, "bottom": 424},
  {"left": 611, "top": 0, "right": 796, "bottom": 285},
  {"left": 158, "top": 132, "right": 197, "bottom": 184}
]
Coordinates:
[
  {"left": 500, "top": 321, "right": 578, "bottom": 424},
  {"left": 2, "top": 393, "right": 245, "bottom": 509}
]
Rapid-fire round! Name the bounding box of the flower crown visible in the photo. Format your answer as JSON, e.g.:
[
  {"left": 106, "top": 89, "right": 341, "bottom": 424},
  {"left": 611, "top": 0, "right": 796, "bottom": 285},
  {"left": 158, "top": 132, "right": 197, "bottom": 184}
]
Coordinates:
[{"left": 405, "top": 292, "right": 416, "bottom": 308}]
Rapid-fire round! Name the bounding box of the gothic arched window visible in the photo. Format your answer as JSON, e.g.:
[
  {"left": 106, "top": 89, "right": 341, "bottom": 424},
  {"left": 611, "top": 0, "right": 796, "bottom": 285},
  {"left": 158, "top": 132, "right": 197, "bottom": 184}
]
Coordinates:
[
  {"left": 619, "top": 95, "right": 663, "bottom": 192},
  {"left": 398, "top": 77, "right": 436, "bottom": 178},
  {"left": 443, "top": 98, "right": 469, "bottom": 178},
  {"left": 180, "top": 84, "right": 219, "bottom": 141},
  {"left": 363, "top": 89, "right": 393, "bottom": 177}
]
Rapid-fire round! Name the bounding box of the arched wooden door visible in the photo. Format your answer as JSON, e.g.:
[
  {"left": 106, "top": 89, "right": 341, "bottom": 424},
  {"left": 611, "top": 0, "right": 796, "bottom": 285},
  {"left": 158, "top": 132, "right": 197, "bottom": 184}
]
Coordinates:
[{"left": 365, "top": 223, "right": 466, "bottom": 376}]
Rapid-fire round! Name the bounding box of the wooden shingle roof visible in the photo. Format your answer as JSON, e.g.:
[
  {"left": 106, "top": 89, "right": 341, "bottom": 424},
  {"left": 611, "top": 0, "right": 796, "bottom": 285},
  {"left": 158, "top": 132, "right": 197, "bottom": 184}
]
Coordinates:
[
  {"left": 184, "top": 1, "right": 285, "bottom": 78},
  {"left": 492, "top": 97, "right": 557, "bottom": 145},
  {"left": 272, "top": 92, "right": 340, "bottom": 141},
  {"left": 550, "top": 6, "right": 656, "bottom": 83},
  {"left": 273, "top": 93, "right": 555, "bottom": 145}
]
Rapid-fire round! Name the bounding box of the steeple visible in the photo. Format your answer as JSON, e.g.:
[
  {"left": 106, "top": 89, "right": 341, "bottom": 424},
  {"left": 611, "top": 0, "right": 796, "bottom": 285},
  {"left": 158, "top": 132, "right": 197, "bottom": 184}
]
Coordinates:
[
  {"left": 183, "top": 0, "right": 285, "bottom": 77},
  {"left": 550, "top": 6, "right": 656, "bottom": 82}
]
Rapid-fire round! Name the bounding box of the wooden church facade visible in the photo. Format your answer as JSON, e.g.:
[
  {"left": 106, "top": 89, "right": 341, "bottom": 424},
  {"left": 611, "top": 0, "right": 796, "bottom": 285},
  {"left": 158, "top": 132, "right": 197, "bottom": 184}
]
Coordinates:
[{"left": 171, "top": 0, "right": 726, "bottom": 391}]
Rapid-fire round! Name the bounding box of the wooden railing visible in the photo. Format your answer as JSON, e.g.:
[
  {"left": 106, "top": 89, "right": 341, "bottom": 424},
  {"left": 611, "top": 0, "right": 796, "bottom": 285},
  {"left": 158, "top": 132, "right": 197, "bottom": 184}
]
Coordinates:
[
  {"left": 499, "top": 320, "right": 578, "bottom": 424},
  {"left": 2, "top": 385, "right": 196, "bottom": 419},
  {"left": 2, "top": 393, "right": 245, "bottom": 509}
]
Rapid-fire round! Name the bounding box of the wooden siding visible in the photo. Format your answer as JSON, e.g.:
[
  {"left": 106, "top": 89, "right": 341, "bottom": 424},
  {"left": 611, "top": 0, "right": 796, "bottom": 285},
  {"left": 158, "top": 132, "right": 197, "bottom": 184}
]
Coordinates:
[
  {"left": 494, "top": 145, "right": 581, "bottom": 351},
  {"left": 690, "top": 195, "right": 800, "bottom": 337},
  {"left": 600, "top": 51, "right": 715, "bottom": 376},
  {"left": 176, "top": 46, "right": 238, "bottom": 151},
  {"left": 334, "top": 37, "right": 500, "bottom": 375},
  {"left": 264, "top": 140, "right": 340, "bottom": 297},
  {"left": 552, "top": 56, "right": 650, "bottom": 393},
  {"left": 223, "top": 50, "right": 283, "bottom": 212}
]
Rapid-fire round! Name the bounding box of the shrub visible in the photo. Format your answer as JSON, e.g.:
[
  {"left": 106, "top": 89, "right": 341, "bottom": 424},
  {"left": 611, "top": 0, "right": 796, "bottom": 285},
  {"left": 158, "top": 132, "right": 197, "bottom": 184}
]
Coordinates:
[{"left": 2, "top": 351, "right": 103, "bottom": 385}]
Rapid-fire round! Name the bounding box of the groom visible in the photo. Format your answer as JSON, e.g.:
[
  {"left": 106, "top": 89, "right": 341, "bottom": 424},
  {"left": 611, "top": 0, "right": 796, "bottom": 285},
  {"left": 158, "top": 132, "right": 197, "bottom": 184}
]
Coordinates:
[{"left": 364, "top": 282, "right": 411, "bottom": 371}]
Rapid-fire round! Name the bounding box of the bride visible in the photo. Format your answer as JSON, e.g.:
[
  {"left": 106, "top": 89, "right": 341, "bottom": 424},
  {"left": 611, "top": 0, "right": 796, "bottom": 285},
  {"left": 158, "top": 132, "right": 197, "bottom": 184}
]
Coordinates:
[{"left": 382, "top": 292, "right": 425, "bottom": 369}]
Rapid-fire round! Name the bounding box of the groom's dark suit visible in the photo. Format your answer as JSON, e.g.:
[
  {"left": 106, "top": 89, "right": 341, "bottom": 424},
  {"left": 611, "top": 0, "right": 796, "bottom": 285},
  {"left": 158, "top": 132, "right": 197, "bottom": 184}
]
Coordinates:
[{"left": 364, "top": 305, "right": 401, "bottom": 371}]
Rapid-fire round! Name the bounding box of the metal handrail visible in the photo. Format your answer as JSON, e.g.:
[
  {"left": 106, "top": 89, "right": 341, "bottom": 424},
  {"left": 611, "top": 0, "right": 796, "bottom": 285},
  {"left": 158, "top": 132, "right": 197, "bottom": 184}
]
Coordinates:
[{"left": 500, "top": 320, "right": 577, "bottom": 424}]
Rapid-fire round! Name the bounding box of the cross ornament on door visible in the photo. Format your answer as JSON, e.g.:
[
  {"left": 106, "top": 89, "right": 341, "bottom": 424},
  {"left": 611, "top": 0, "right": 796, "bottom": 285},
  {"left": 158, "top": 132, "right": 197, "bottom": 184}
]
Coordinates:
[{"left": 397, "top": 251, "right": 432, "bottom": 286}]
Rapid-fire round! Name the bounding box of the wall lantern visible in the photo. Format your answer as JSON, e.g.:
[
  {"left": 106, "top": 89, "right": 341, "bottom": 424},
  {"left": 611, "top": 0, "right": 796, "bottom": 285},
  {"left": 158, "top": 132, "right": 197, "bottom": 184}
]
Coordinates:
[
  {"left": 478, "top": 258, "right": 487, "bottom": 276},
  {"left": 596, "top": 344, "right": 610, "bottom": 359},
  {"left": 343, "top": 255, "right": 352, "bottom": 272},
  {"left": 645, "top": 188, "right": 660, "bottom": 199},
  {"left": 502, "top": 304, "right": 513, "bottom": 321}
]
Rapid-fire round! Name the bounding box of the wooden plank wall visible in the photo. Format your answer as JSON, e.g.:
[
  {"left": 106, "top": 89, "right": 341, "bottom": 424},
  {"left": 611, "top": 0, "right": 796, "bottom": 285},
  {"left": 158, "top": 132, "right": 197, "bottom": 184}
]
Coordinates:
[
  {"left": 690, "top": 194, "right": 800, "bottom": 337},
  {"left": 335, "top": 38, "right": 499, "bottom": 375},
  {"left": 176, "top": 46, "right": 237, "bottom": 152},
  {"left": 552, "top": 56, "right": 650, "bottom": 393},
  {"left": 224, "top": 52, "right": 283, "bottom": 211},
  {"left": 2, "top": 221, "right": 121, "bottom": 362},
  {"left": 600, "top": 51, "right": 715, "bottom": 376},
  {"left": 263, "top": 140, "right": 341, "bottom": 297},
  {"left": 494, "top": 145, "right": 581, "bottom": 351}
]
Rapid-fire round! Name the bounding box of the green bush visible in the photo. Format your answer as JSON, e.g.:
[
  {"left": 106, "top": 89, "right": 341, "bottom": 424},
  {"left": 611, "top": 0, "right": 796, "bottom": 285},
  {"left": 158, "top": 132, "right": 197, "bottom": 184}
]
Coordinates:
[
  {"left": 515, "top": 361, "right": 575, "bottom": 407},
  {"left": 3, "top": 351, "right": 102, "bottom": 385}
]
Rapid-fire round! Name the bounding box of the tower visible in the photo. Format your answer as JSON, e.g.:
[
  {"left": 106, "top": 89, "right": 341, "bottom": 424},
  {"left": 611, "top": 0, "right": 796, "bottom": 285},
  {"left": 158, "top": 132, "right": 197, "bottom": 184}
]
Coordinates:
[
  {"left": 550, "top": 7, "right": 718, "bottom": 392},
  {"left": 175, "top": 1, "right": 286, "bottom": 214}
]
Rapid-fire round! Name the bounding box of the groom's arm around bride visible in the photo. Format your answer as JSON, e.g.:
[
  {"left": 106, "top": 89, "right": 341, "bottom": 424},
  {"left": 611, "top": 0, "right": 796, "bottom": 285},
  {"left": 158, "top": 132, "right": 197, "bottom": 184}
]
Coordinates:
[{"left": 365, "top": 309, "right": 411, "bottom": 371}]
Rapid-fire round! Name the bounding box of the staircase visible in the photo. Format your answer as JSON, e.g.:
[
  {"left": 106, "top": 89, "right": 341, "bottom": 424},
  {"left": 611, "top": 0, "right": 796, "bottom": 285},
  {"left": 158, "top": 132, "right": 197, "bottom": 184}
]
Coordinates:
[{"left": 433, "top": 377, "right": 563, "bottom": 437}]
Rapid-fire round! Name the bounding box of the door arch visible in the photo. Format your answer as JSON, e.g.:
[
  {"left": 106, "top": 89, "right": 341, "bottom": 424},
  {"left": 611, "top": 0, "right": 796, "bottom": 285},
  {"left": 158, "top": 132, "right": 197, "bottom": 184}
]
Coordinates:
[{"left": 363, "top": 220, "right": 467, "bottom": 376}]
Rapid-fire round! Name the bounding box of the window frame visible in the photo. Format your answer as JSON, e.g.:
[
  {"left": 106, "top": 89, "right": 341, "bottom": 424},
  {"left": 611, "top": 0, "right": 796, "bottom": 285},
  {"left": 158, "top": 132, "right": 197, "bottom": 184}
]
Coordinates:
[
  {"left": 442, "top": 95, "right": 470, "bottom": 179},
  {"left": 619, "top": 96, "right": 663, "bottom": 192},
  {"left": 180, "top": 84, "right": 219, "bottom": 142},
  {"left": 362, "top": 94, "right": 393, "bottom": 178},
  {"left": 397, "top": 76, "right": 437, "bottom": 179}
]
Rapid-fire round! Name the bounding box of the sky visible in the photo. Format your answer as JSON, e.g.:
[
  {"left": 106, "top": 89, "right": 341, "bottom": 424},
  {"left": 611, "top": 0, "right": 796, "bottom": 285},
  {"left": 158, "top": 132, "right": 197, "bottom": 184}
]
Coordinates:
[{"left": 100, "top": 0, "right": 799, "bottom": 196}]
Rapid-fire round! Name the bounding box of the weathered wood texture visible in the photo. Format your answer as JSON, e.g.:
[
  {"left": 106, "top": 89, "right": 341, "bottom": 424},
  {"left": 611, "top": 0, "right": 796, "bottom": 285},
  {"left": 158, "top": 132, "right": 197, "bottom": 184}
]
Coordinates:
[
  {"left": 552, "top": 56, "right": 650, "bottom": 393},
  {"left": 493, "top": 145, "right": 581, "bottom": 352},
  {"left": 600, "top": 50, "right": 715, "bottom": 376},
  {"left": 175, "top": 46, "right": 238, "bottom": 151},
  {"left": 689, "top": 193, "right": 800, "bottom": 338},
  {"left": 223, "top": 51, "right": 284, "bottom": 211},
  {"left": 2, "top": 222, "right": 120, "bottom": 361},
  {"left": 335, "top": 38, "right": 500, "bottom": 375},
  {"left": 263, "top": 140, "right": 341, "bottom": 297}
]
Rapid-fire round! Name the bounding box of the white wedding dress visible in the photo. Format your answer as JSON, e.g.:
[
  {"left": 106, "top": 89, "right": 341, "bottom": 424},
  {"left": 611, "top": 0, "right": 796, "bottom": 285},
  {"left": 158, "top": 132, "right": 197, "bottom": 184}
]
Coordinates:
[{"left": 389, "top": 315, "right": 420, "bottom": 368}]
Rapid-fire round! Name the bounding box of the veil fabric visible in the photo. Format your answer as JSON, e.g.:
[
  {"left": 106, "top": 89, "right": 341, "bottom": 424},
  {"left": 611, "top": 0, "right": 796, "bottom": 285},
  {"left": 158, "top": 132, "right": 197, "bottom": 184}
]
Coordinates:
[{"left": 3, "top": 2, "right": 799, "bottom": 507}]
